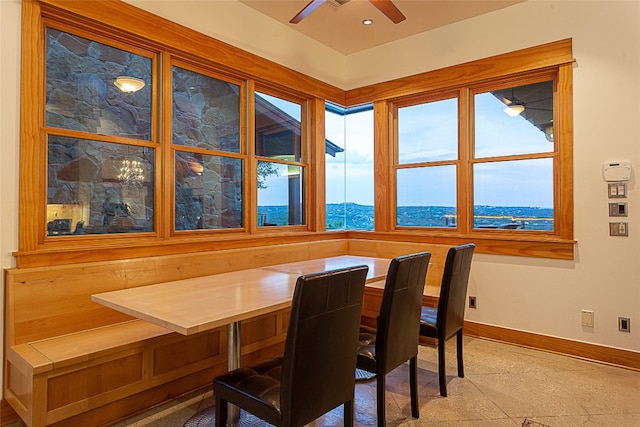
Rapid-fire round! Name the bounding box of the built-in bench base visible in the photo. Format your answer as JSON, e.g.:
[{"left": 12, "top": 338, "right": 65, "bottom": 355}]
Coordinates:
[
  {"left": 4, "top": 240, "right": 450, "bottom": 426},
  {"left": 5, "top": 312, "right": 289, "bottom": 427}
]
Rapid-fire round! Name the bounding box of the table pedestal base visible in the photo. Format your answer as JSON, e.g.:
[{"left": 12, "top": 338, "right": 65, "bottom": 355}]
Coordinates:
[{"left": 184, "top": 323, "right": 271, "bottom": 426}]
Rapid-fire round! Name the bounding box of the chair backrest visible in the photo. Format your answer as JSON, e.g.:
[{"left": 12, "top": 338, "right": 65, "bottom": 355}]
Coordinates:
[
  {"left": 437, "top": 243, "right": 476, "bottom": 339},
  {"left": 376, "top": 251, "right": 431, "bottom": 374},
  {"left": 281, "top": 265, "right": 369, "bottom": 426}
]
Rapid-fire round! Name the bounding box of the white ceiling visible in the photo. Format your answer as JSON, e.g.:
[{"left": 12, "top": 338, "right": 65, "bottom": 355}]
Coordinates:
[{"left": 239, "top": 0, "right": 524, "bottom": 55}]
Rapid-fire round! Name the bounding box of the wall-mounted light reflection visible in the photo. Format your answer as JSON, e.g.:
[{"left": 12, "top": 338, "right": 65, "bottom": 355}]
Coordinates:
[{"left": 114, "top": 76, "right": 145, "bottom": 93}]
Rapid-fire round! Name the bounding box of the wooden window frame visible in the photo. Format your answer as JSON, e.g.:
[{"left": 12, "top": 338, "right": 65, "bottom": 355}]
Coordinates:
[
  {"left": 347, "top": 40, "right": 575, "bottom": 260},
  {"left": 391, "top": 89, "right": 463, "bottom": 231},
  {"left": 17, "top": 0, "right": 574, "bottom": 267},
  {"left": 18, "top": 0, "right": 334, "bottom": 268},
  {"left": 168, "top": 58, "right": 248, "bottom": 236},
  {"left": 388, "top": 71, "right": 561, "bottom": 236},
  {"left": 252, "top": 86, "right": 311, "bottom": 231}
]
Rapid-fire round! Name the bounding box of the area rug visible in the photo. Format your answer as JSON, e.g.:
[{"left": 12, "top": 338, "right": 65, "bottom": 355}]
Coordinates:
[{"left": 184, "top": 406, "right": 269, "bottom": 427}]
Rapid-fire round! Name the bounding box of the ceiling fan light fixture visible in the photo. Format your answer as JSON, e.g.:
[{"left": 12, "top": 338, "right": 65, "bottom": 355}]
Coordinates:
[
  {"left": 327, "top": 0, "right": 349, "bottom": 7},
  {"left": 363, "top": 18, "right": 373, "bottom": 25},
  {"left": 503, "top": 103, "right": 525, "bottom": 117},
  {"left": 545, "top": 125, "right": 554, "bottom": 142}
]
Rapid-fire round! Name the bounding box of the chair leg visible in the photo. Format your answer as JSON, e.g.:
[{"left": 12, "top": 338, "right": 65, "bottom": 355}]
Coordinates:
[
  {"left": 344, "top": 399, "right": 354, "bottom": 427},
  {"left": 409, "top": 355, "right": 419, "bottom": 419},
  {"left": 215, "top": 397, "right": 227, "bottom": 427},
  {"left": 376, "top": 373, "right": 387, "bottom": 427},
  {"left": 456, "top": 329, "right": 464, "bottom": 378},
  {"left": 438, "top": 339, "right": 447, "bottom": 397}
]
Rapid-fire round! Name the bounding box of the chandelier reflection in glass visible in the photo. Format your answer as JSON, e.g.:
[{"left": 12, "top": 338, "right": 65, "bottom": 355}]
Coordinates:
[{"left": 118, "top": 159, "right": 145, "bottom": 187}]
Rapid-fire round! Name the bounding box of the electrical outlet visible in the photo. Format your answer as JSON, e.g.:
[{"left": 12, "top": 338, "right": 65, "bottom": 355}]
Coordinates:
[
  {"left": 468, "top": 296, "right": 477, "bottom": 309},
  {"left": 618, "top": 317, "right": 631, "bottom": 332},
  {"left": 609, "top": 222, "right": 629, "bottom": 236},
  {"left": 581, "top": 310, "right": 594, "bottom": 327}
]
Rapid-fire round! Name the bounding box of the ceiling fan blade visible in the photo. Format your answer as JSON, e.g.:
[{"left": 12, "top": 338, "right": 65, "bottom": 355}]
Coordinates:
[
  {"left": 290, "top": 0, "right": 327, "bottom": 24},
  {"left": 369, "top": 0, "right": 406, "bottom": 24}
]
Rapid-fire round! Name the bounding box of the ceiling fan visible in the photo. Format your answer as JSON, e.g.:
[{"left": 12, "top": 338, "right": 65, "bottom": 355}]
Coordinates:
[{"left": 290, "top": 0, "right": 406, "bottom": 24}]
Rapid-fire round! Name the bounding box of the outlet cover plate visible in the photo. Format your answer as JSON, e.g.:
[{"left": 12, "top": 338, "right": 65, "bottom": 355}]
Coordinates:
[{"left": 618, "top": 317, "right": 631, "bottom": 332}]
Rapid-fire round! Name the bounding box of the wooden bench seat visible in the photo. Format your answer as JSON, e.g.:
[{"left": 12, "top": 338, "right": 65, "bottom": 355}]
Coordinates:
[{"left": 20, "top": 320, "right": 171, "bottom": 371}]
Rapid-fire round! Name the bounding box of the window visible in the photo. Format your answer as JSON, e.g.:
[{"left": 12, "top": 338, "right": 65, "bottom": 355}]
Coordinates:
[
  {"left": 325, "top": 103, "right": 374, "bottom": 230},
  {"left": 33, "top": 10, "right": 315, "bottom": 255},
  {"left": 392, "top": 74, "right": 560, "bottom": 235},
  {"left": 21, "top": 0, "right": 574, "bottom": 263},
  {"left": 172, "top": 65, "right": 243, "bottom": 231},
  {"left": 45, "top": 27, "right": 156, "bottom": 236},
  {"left": 472, "top": 80, "right": 555, "bottom": 231},
  {"left": 255, "top": 92, "right": 306, "bottom": 227},
  {"left": 396, "top": 96, "right": 458, "bottom": 228}
]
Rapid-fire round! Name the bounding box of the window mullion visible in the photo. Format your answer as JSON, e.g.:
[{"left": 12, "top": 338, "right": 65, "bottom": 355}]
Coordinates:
[
  {"left": 375, "top": 100, "right": 393, "bottom": 232},
  {"left": 246, "top": 80, "right": 258, "bottom": 233},
  {"left": 458, "top": 88, "right": 471, "bottom": 234},
  {"left": 161, "top": 53, "right": 174, "bottom": 239}
]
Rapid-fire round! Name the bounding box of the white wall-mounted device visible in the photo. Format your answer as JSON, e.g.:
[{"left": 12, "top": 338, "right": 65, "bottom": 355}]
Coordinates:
[{"left": 603, "top": 161, "right": 631, "bottom": 182}]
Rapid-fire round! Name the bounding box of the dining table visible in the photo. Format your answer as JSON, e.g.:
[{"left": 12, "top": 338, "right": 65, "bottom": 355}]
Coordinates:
[{"left": 91, "top": 255, "right": 392, "bottom": 425}]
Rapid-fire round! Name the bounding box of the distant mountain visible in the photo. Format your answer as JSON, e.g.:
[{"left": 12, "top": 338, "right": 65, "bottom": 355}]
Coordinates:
[{"left": 259, "top": 203, "right": 554, "bottom": 231}]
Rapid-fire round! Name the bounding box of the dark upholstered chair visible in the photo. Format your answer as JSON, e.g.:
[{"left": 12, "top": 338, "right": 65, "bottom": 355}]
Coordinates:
[
  {"left": 356, "top": 252, "right": 431, "bottom": 427},
  {"left": 213, "top": 265, "right": 369, "bottom": 427},
  {"left": 419, "top": 243, "right": 475, "bottom": 397}
]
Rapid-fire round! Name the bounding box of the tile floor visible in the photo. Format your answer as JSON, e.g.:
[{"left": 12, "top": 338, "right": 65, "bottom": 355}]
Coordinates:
[{"left": 7, "top": 337, "right": 640, "bottom": 426}]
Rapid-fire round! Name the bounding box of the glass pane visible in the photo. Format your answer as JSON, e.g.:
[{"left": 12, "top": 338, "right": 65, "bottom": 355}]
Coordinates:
[
  {"left": 475, "top": 81, "right": 554, "bottom": 158},
  {"left": 46, "top": 28, "right": 152, "bottom": 140},
  {"left": 325, "top": 104, "right": 374, "bottom": 231},
  {"left": 257, "top": 161, "right": 304, "bottom": 226},
  {"left": 255, "top": 92, "right": 302, "bottom": 162},
  {"left": 474, "top": 158, "right": 554, "bottom": 230},
  {"left": 396, "top": 165, "right": 457, "bottom": 227},
  {"left": 47, "top": 136, "right": 154, "bottom": 235},
  {"left": 325, "top": 106, "right": 346, "bottom": 230},
  {"left": 172, "top": 66, "right": 240, "bottom": 152},
  {"left": 175, "top": 152, "right": 243, "bottom": 230},
  {"left": 398, "top": 98, "right": 458, "bottom": 164}
]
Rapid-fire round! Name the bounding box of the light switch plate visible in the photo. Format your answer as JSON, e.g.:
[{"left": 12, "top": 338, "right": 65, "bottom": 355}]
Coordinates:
[
  {"left": 608, "top": 182, "right": 627, "bottom": 198},
  {"left": 609, "top": 202, "right": 628, "bottom": 217},
  {"left": 581, "top": 310, "right": 594, "bottom": 327}
]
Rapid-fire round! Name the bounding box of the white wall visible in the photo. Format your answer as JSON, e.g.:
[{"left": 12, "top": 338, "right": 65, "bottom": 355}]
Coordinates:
[
  {"left": 123, "top": 0, "right": 349, "bottom": 88},
  {"left": 351, "top": 0, "right": 640, "bottom": 351},
  {"left": 0, "top": 0, "right": 21, "bottom": 401},
  {"left": 1, "top": 0, "right": 639, "bottom": 400}
]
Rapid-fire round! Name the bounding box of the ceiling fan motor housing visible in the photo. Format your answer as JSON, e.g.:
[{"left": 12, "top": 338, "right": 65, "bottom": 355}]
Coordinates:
[{"left": 327, "top": 0, "right": 350, "bottom": 7}]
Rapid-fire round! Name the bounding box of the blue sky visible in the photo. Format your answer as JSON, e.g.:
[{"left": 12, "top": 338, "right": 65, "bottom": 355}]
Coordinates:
[
  {"left": 326, "top": 93, "right": 554, "bottom": 208},
  {"left": 259, "top": 90, "right": 553, "bottom": 208}
]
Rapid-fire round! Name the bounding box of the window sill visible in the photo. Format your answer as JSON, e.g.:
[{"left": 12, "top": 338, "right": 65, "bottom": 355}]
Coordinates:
[{"left": 346, "top": 230, "right": 576, "bottom": 260}]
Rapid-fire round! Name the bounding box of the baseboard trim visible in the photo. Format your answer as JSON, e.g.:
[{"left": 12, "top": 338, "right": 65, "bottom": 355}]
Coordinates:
[
  {"left": 465, "top": 321, "right": 640, "bottom": 371},
  {"left": 1, "top": 398, "right": 19, "bottom": 426}
]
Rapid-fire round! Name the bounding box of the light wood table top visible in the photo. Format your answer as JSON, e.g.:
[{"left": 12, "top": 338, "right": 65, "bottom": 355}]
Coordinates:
[
  {"left": 259, "top": 255, "right": 391, "bottom": 285},
  {"left": 92, "top": 256, "right": 391, "bottom": 336},
  {"left": 92, "top": 268, "right": 299, "bottom": 335}
]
